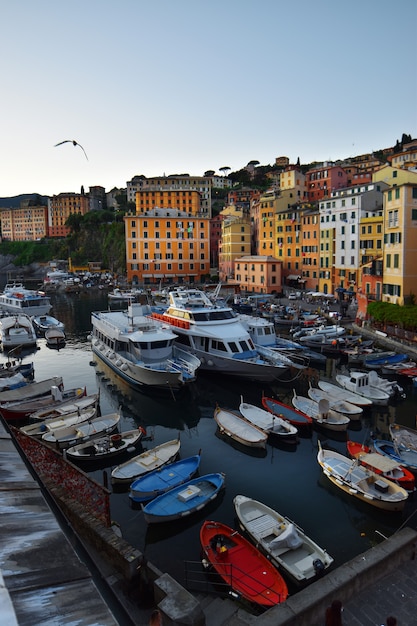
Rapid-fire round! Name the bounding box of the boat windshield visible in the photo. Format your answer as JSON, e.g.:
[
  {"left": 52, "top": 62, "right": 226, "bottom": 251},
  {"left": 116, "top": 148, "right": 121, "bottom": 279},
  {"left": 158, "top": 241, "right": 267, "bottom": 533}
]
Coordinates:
[{"left": 189, "top": 310, "right": 235, "bottom": 322}]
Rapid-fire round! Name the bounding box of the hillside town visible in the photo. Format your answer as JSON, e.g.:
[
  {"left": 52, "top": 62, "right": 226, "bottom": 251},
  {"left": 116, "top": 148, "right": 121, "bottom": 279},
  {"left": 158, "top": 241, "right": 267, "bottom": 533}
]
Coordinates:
[{"left": 0, "top": 136, "right": 416, "bottom": 326}]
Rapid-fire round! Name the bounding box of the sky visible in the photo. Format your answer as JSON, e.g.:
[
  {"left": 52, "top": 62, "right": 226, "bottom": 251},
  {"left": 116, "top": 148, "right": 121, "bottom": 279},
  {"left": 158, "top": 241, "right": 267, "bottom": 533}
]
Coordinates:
[{"left": 1, "top": 0, "right": 416, "bottom": 198}]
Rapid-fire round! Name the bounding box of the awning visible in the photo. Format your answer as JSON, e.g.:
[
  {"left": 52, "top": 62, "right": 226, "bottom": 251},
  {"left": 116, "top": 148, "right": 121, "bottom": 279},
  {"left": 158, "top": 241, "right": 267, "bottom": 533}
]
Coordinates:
[{"left": 286, "top": 275, "right": 301, "bottom": 281}]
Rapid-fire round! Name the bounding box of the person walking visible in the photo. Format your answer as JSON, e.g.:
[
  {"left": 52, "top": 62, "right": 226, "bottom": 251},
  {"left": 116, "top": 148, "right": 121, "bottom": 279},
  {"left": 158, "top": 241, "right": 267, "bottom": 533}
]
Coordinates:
[{"left": 325, "top": 599, "right": 343, "bottom": 626}]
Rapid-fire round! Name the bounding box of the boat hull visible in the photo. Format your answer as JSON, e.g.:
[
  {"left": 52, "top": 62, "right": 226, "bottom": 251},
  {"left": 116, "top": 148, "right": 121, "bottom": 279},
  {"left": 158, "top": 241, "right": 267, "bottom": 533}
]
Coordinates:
[
  {"left": 111, "top": 439, "right": 181, "bottom": 484},
  {"left": 129, "top": 454, "right": 201, "bottom": 503},
  {"left": 142, "top": 472, "right": 225, "bottom": 523},
  {"left": 200, "top": 520, "right": 288, "bottom": 607},
  {"left": 65, "top": 428, "right": 145, "bottom": 462},
  {"left": 214, "top": 406, "right": 268, "bottom": 448},
  {"left": 233, "top": 495, "right": 333, "bottom": 585},
  {"left": 261, "top": 396, "right": 313, "bottom": 428},
  {"left": 318, "top": 443, "right": 409, "bottom": 511}
]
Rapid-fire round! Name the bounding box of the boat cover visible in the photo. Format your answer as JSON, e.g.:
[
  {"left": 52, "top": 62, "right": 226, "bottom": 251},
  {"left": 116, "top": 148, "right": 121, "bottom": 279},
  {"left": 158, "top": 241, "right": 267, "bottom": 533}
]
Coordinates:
[{"left": 270, "top": 523, "right": 303, "bottom": 550}]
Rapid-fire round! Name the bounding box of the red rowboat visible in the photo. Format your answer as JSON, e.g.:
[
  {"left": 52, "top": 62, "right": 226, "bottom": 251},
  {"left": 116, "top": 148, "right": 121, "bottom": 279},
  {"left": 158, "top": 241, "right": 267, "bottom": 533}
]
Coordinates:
[
  {"left": 200, "top": 520, "right": 288, "bottom": 608},
  {"left": 346, "top": 440, "right": 415, "bottom": 493},
  {"left": 261, "top": 396, "right": 313, "bottom": 428}
]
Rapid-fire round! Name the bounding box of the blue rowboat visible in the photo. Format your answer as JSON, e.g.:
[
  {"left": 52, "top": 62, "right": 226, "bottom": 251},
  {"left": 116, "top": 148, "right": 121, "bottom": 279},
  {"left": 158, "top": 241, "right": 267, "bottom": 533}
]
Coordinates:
[
  {"left": 373, "top": 439, "right": 417, "bottom": 473},
  {"left": 142, "top": 472, "right": 225, "bottom": 524},
  {"left": 129, "top": 453, "right": 201, "bottom": 503}
]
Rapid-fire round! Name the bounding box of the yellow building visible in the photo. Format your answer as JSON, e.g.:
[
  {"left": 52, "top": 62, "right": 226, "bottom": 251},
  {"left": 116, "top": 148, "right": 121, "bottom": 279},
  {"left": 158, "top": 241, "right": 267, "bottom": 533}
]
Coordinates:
[
  {"left": 382, "top": 179, "right": 417, "bottom": 305},
  {"left": 218, "top": 205, "right": 251, "bottom": 282},
  {"left": 125, "top": 208, "right": 210, "bottom": 285},
  {"left": 0, "top": 201, "right": 48, "bottom": 241}
]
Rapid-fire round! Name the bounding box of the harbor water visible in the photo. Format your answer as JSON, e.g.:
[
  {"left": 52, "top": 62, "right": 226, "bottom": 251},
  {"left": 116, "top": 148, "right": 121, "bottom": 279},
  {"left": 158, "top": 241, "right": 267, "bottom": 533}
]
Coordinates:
[{"left": 8, "top": 290, "right": 417, "bottom": 595}]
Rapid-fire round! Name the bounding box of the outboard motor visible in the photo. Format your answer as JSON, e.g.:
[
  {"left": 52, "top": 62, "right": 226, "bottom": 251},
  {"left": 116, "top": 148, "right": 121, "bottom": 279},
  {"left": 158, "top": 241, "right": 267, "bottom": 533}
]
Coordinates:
[{"left": 313, "top": 558, "right": 325, "bottom": 577}]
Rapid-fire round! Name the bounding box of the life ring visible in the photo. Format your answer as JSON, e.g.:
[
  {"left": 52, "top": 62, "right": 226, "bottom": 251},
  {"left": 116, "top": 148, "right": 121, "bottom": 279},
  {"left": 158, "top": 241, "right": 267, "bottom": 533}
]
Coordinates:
[{"left": 111, "top": 434, "right": 122, "bottom": 442}]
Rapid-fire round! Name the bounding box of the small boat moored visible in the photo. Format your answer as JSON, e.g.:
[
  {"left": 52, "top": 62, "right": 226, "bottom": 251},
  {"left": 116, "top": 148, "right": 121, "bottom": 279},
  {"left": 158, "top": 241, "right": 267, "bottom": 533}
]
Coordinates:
[
  {"left": 317, "top": 441, "right": 409, "bottom": 511},
  {"left": 200, "top": 520, "right": 288, "bottom": 608},
  {"left": 111, "top": 438, "right": 181, "bottom": 484},
  {"left": 261, "top": 396, "right": 313, "bottom": 428},
  {"left": 239, "top": 396, "right": 298, "bottom": 442},
  {"left": 142, "top": 472, "right": 225, "bottom": 524},
  {"left": 346, "top": 440, "right": 415, "bottom": 493},
  {"left": 129, "top": 453, "right": 201, "bottom": 503},
  {"left": 65, "top": 427, "right": 146, "bottom": 463},
  {"left": 213, "top": 405, "right": 268, "bottom": 449},
  {"left": 233, "top": 494, "right": 334, "bottom": 585}
]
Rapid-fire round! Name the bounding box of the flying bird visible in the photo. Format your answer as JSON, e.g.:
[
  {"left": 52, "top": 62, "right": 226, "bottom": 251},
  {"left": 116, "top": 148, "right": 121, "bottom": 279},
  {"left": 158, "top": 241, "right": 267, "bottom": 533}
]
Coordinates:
[{"left": 54, "top": 139, "right": 88, "bottom": 160}]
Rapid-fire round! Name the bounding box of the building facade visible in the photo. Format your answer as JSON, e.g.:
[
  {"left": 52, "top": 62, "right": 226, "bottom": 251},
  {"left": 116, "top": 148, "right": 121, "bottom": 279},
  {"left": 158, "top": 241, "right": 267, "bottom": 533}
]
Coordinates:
[{"left": 125, "top": 208, "right": 210, "bottom": 285}]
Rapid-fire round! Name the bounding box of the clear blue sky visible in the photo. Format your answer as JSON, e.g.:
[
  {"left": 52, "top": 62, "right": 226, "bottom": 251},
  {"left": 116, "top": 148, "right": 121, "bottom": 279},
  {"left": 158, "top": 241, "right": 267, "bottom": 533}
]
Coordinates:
[{"left": 1, "top": 0, "right": 416, "bottom": 198}]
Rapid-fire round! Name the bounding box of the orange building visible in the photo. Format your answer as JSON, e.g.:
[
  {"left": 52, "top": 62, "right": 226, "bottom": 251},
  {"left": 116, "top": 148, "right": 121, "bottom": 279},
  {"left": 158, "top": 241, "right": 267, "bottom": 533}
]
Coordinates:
[
  {"left": 0, "top": 201, "right": 48, "bottom": 241},
  {"left": 48, "top": 192, "right": 90, "bottom": 237},
  {"left": 305, "top": 164, "right": 348, "bottom": 202},
  {"left": 125, "top": 208, "right": 210, "bottom": 285},
  {"left": 234, "top": 255, "right": 282, "bottom": 295},
  {"left": 135, "top": 190, "right": 201, "bottom": 216}
]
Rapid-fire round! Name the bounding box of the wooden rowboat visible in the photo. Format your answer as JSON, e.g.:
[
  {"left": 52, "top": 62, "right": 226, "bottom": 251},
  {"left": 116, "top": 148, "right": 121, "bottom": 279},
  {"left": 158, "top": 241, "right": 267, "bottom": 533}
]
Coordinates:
[
  {"left": 261, "top": 396, "right": 313, "bottom": 428},
  {"left": 214, "top": 405, "right": 268, "bottom": 449},
  {"left": 317, "top": 441, "right": 409, "bottom": 511}
]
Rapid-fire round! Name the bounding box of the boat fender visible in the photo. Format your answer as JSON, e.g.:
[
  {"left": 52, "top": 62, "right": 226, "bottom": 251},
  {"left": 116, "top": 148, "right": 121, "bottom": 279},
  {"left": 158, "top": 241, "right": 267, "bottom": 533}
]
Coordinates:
[
  {"left": 139, "top": 426, "right": 147, "bottom": 436},
  {"left": 207, "top": 360, "right": 213, "bottom": 366}
]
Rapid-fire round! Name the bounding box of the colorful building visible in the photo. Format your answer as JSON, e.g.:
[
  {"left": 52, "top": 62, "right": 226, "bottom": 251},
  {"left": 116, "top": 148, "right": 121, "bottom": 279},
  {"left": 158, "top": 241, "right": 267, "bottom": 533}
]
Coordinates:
[
  {"left": 234, "top": 255, "right": 282, "bottom": 294},
  {"left": 125, "top": 208, "right": 210, "bottom": 285},
  {"left": 48, "top": 192, "right": 90, "bottom": 237},
  {"left": 382, "top": 179, "right": 417, "bottom": 305},
  {"left": 0, "top": 201, "right": 48, "bottom": 241}
]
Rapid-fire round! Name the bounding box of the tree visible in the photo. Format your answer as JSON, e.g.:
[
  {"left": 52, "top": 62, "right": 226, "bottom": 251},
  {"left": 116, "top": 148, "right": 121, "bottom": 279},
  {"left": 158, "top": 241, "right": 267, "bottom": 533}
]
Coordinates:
[
  {"left": 65, "top": 213, "right": 83, "bottom": 234},
  {"left": 247, "top": 160, "right": 260, "bottom": 167},
  {"left": 204, "top": 170, "right": 215, "bottom": 177},
  {"left": 219, "top": 166, "right": 231, "bottom": 176}
]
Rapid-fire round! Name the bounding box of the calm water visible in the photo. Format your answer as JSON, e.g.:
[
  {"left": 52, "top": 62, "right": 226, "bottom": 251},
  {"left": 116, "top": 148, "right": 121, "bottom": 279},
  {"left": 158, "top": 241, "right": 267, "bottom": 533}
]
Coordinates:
[{"left": 9, "top": 291, "right": 417, "bottom": 593}]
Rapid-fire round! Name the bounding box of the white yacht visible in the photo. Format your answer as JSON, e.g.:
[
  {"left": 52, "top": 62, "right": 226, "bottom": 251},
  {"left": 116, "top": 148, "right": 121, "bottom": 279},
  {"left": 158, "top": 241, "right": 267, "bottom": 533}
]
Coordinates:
[
  {"left": 90, "top": 302, "right": 201, "bottom": 392},
  {"left": 0, "top": 283, "right": 52, "bottom": 316},
  {"left": 150, "top": 287, "right": 291, "bottom": 382}
]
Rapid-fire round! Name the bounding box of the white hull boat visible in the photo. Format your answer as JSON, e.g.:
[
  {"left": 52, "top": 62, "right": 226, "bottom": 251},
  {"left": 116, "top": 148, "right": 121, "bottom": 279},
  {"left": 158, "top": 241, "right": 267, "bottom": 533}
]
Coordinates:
[
  {"left": 90, "top": 303, "right": 200, "bottom": 392},
  {"left": 307, "top": 385, "right": 362, "bottom": 419},
  {"left": 239, "top": 397, "right": 298, "bottom": 441},
  {"left": 335, "top": 372, "right": 390, "bottom": 405},
  {"left": 318, "top": 380, "right": 372, "bottom": 407},
  {"left": 0, "top": 315, "right": 37, "bottom": 350},
  {"left": 0, "top": 283, "right": 52, "bottom": 316},
  {"left": 21, "top": 406, "right": 98, "bottom": 437},
  {"left": 42, "top": 412, "right": 121, "bottom": 450},
  {"left": 111, "top": 438, "right": 181, "bottom": 484},
  {"left": 214, "top": 405, "right": 268, "bottom": 449},
  {"left": 151, "top": 288, "right": 291, "bottom": 383},
  {"left": 233, "top": 495, "right": 333, "bottom": 585},
  {"left": 317, "top": 441, "right": 408, "bottom": 511},
  {"left": 292, "top": 394, "right": 350, "bottom": 431}
]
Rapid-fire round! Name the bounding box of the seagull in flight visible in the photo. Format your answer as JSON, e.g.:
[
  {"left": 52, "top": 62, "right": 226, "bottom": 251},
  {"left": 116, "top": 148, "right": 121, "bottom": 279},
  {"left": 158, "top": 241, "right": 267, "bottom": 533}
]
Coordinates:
[{"left": 54, "top": 139, "right": 88, "bottom": 160}]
